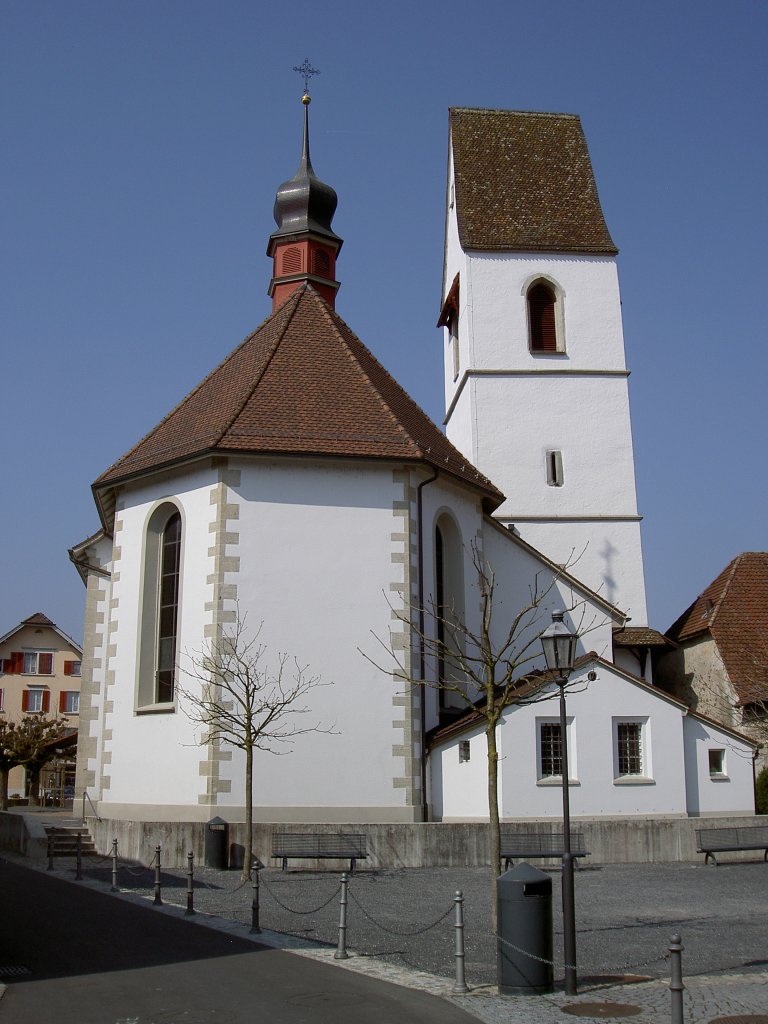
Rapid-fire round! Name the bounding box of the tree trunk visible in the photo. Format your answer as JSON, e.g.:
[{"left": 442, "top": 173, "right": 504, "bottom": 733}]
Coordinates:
[
  {"left": 0, "top": 768, "right": 9, "bottom": 811},
  {"left": 486, "top": 723, "right": 501, "bottom": 930},
  {"left": 242, "top": 745, "right": 253, "bottom": 881},
  {"left": 27, "top": 766, "right": 41, "bottom": 807}
]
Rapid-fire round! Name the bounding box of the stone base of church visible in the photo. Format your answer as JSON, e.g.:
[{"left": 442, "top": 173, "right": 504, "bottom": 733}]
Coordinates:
[{"left": 71, "top": 812, "right": 765, "bottom": 870}]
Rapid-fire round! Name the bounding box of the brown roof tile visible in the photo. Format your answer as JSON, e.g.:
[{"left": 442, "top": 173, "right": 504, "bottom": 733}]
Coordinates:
[
  {"left": 95, "top": 285, "right": 503, "bottom": 506},
  {"left": 666, "top": 552, "right": 768, "bottom": 703},
  {"left": 613, "top": 626, "right": 675, "bottom": 649},
  {"left": 450, "top": 107, "right": 617, "bottom": 254}
]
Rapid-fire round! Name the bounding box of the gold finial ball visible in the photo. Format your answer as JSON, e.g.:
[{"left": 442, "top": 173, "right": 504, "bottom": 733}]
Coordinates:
[{"left": 302, "top": 92, "right": 311, "bottom": 105}]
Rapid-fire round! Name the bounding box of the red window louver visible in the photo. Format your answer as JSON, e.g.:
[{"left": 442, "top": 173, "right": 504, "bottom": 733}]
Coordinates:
[
  {"left": 282, "top": 247, "right": 303, "bottom": 275},
  {"left": 528, "top": 283, "right": 557, "bottom": 352},
  {"left": 312, "top": 249, "right": 331, "bottom": 277}
]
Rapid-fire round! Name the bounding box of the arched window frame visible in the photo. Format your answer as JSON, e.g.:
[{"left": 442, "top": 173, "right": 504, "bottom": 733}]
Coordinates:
[
  {"left": 136, "top": 501, "right": 184, "bottom": 712},
  {"left": 523, "top": 275, "right": 566, "bottom": 354},
  {"left": 434, "top": 511, "right": 466, "bottom": 711}
]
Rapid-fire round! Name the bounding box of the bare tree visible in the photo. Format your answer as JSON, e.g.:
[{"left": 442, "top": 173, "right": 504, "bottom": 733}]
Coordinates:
[
  {"left": 0, "top": 720, "right": 19, "bottom": 811},
  {"left": 180, "top": 614, "right": 334, "bottom": 879},
  {"left": 8, "top": 716, "right": 68, "bottom": 806},
  {"left": 368, "top": 543, "right": 599, "bottom": 910}
]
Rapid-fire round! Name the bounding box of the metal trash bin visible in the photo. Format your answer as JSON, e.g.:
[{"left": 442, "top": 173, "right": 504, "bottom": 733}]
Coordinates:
[
  {"left": 205, "top": 816, "right": 229, "bottom": 870},
  {"left": 497, "top": 862, "right": 553, "bottom": 994}
]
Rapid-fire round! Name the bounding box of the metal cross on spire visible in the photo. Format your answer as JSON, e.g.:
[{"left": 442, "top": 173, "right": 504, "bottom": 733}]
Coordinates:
[{"left": 293, "top": 58, "right": 320, "bottom": 95}]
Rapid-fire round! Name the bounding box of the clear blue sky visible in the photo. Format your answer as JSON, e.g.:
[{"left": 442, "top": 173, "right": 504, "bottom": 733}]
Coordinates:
[{"left": 2, "top": 0, "right": 766, "bottom": 642}]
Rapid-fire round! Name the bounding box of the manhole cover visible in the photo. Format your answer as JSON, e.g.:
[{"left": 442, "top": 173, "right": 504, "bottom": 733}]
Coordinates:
[
  {"left": 0, "top": 966, "right": 32, "bottom": 977},
  {"left": 709, "top": 1018, "right": 768, "bottom": 1024},
  {"left": 562, "top": 1003, "right": 642, "bottom": 1019}
]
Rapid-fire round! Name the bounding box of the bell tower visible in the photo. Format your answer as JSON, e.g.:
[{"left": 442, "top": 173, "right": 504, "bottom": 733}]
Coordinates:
[{"left": 440, "top": 107, "right": 648, "bottom": 623}]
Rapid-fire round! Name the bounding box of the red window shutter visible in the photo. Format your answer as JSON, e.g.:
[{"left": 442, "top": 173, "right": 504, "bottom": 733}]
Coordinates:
[
  {"left": 39, "top": 653, "right": 53, "bottom": 675},
  {"left": 42, "top": 691, "right": 50, "bottom": 713},
  {"left": 59, "top": 691, "right": 68, "bottom": 713},
  {"left": 22, "top": 690, "right": 30, "bottom": 712},
  {"left": 528, "top": 284, "right": 557, "bottom": 352},
  {"left": 9, "top": 652, "right": 24, "bottom": 674},
  {"left": 63, "top": 661, "right": 73, "bottom": 676}
]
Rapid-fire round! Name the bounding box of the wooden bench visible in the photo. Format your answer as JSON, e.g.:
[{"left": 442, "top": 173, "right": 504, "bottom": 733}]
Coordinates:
[
  {"left": 500, "top": 831, "right": 590, "bottom": 869},
  {"left": 695, "top": 826, "right": 768, "bottom": 866},
  {"left": 271, "top": 832, "right": 368, "bottom": 872}
]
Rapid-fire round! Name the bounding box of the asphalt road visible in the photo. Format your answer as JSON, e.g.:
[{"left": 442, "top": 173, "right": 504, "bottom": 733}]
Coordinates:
[{"left": 0, "top": 858, "right": 479, "bottom": 1024}]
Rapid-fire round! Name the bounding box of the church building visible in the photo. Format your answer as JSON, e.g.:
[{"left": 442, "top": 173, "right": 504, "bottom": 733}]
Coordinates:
[{"left": 69, "top": 96, "right": 755, "bottom": 835}]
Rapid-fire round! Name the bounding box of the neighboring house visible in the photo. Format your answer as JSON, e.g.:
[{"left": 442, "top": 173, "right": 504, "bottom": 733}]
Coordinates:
[
  {"left": 655, "top": 552, "right": 768, "bottom": 773},
  {"left": 0, "top": 612, "right": 82, "bottom": 798},
  {"left": 67, "top": 98, "right": 755, "bottom": 828}
]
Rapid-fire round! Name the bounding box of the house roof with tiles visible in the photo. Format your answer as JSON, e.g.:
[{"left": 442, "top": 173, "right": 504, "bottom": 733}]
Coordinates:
[
  {"left": 94, "top": 283, "right": 504, "bottom": 513},
  {"left": 666, "top": 552, "right": 768, "bottom": 703},
  {"left": 449, "top": 107, "right": 618, "bottom": 254}
]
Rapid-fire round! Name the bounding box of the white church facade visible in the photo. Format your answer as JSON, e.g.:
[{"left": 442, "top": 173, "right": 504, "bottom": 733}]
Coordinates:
[{"left": 69, "top": 99, "right": 756, "bottom": 834}]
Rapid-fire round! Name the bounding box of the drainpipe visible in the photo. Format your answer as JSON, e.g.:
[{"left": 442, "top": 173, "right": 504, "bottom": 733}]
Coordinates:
[{"left": 416, "top": 468, "right": 438, "bottom": 823}]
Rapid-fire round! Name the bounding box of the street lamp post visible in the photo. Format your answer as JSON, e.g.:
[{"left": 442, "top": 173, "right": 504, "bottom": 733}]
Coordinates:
[{"left": 540, "top": 610, "right": 578, "bottom": 996}]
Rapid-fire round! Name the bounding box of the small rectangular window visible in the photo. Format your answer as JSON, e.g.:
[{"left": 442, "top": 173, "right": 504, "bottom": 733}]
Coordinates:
[
  {"left": 708, "top": 749, "right": 726, "bottom": 776},
  {"left": 25, "top": 688, "right": 44, "bottom": 713},
  {"left": 60, "top": 690, "right": 79, "bottom": 714},
  {"left": 539, "top": 722, "right": 563, "bottom": 778},
  {"left": 458, "top": 740, "right": 470, "bottom": 763},
  {"left": 546, "top": 450, "right": 564, "bottom": 487},
  {"left": 617, "top": 721, "right": 643, "bottom": 775},
  {"left": 23, "top": 652, "right": 54, "bottom": 675}
]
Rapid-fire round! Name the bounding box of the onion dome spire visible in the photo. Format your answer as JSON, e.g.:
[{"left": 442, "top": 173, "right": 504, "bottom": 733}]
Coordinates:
[
  {"left": 271, "top": 92, "right": 341, "bottom": 245},
  {"left": 267, "top": 82, "right": 343, "bottom": 310}
]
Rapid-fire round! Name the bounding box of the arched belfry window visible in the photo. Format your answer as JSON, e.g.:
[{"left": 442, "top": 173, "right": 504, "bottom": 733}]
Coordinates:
[
  {"left": 527, "top": 280, "right": 560, "bottom": 353},
  {"left": 138, "top": 503, "right": 182, "bottom": 710}
]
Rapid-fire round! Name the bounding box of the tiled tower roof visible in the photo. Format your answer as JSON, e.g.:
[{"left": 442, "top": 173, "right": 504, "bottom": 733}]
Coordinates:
[{"left": 449, "top": 107, "right": 617, "bottom": 254}]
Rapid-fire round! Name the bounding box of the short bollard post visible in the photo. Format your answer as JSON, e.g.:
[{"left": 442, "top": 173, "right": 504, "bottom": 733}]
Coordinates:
[
  {"left": 75, "top": 832, "right": 83, "bottom": 880},
  {"left": 111, "top": 838, "right": 119, "bottom": 891},
  {"left": 334, "top": 871, "right": 349, "bottom": 960},
  {"left": 47, "top": 833, "right": 54, "bottom": 871},
  {"left": 153, "top": 844, "right": 163, "bottom": 905},
  {"left": 186, "top": 851, "right": 195, "bottom": 915},
  {"left": 453, "top": 890, "right": 469, "bottom": 993},
  {"left": 250, "top": 864, "right": 261, "bottom": 934},
  {"left": 669, "top": 933, "right": 685, "bottom": 1024}
]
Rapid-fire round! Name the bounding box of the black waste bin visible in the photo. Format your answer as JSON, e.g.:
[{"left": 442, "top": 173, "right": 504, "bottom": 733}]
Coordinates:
[
  {"left": 205, "top": 816, "right": 229, "bottom": 869},
  {"left": 497, "top": 862, "right": 553, "bottom": 994}
]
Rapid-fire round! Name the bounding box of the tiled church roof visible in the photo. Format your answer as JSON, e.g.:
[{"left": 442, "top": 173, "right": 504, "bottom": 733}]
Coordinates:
[
  {"left": 95, "top": 285, "right": 503, "bottom": 505},
  {"left": 449, "top": 107, "right": 618, "bottom": 254},
  {"left": 666, "top": 552, "right": 768, "bottom": 703}
]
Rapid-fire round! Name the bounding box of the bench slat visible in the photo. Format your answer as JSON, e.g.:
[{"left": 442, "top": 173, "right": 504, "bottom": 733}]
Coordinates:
[
  {"left": 695, "top": 826, "right": 768, "bottom": 865},
  {"left": 271, "top": 832, "right": 368, "bottom": 870}
]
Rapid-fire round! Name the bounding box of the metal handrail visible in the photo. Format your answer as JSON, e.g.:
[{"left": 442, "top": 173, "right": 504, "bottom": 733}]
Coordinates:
[{"left": 81, "top": 790, "right": 102, "bottom": 824}]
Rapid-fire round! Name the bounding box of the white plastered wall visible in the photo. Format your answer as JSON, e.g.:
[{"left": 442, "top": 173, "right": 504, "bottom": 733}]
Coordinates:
[
  {"left": 432, "top": 662, "right": 696, "bottom": 820},
  {"left": 683, "top": 713, "right": 756, "bottom": 816}
]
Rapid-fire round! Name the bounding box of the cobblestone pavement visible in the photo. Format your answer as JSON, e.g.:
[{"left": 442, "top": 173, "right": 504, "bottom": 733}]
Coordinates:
[{"left": 25, "top": 854, "right": 768, "bottom": 1023}]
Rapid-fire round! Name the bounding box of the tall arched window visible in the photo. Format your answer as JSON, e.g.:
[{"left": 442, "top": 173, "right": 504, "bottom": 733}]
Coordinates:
[
  {"left": 138, "top": 503, "right": 182, "bottom": 710},
  {"left": 527, "top": 281, "right": 559, "bottom": 353},
  {"left": 156, "top": 512, "right": 181, "bottom": 703},
  {"left": 435, "top": 514, "right": 466, "bottom": 716}
]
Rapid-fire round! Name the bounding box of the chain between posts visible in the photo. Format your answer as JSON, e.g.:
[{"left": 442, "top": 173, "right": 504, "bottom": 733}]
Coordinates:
[
  {"left": 258, "top": 874, "right": 342, "bottom": 915},
  {"left": 347, "top": 888, "right": 455, "bottom": 936}
]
